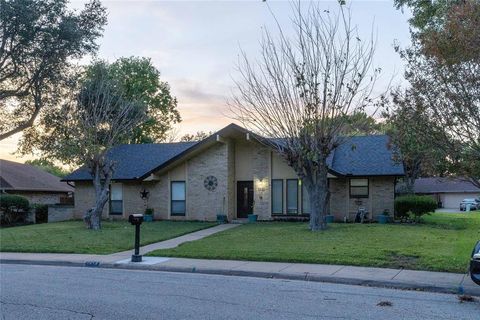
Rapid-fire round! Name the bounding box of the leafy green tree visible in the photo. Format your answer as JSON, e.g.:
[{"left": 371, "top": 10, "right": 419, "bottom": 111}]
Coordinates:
[
  {"left": 395, "top": 0, "right": 480, "bottom": 64},
  {"left": 394, "top": 0, "right": 459, "bottom": 32},
  {"left": 20, "top": 62, "right": 147, "bottom": 230},
  {"left": 180, "top": 131, "right": 212, "bottom": 142},
  {"left": 383, "top": 88, "right": 447, "bottom": 194},
  {"left": 25, "top": 159, "right": 69, "bottom": 178},
  {"left": 107, "top": 57, "right": 180, "bottom": 143},
  {"left": 338, "top": 112, "right": 385, "bottom": 136},
  {"left": 0, "top": 0, "right": 107, "bottom": 140},
  {"left": 394, "top": 0, "right": 480, "bottom": 189}
]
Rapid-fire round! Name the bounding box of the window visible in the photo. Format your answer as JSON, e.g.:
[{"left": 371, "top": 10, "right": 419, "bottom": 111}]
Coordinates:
[
  {"left": 350, "top": 178, "right": 369, "bottom": 198},
  {"left": 302, "top": 183, "right": 310, "bottom": 214},
  {"left": 271, "top": 179, "right": 283, "bottom": 215},
  {"left": 286, "top": 179, "right": 299, "bottom": 214},
  {"left": 110, "top": 183, "right": 123, "bottom": 215},
  {"left": 171, "top": 181, "right": 186, "bottom": 216}
]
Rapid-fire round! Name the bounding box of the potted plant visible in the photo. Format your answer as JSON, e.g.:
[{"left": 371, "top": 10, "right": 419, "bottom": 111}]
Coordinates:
[
  {"left": 216, "top": 214, "right": 228, "bottom": 223},
  {"left": 144, "top": 208, "right": 154, "bottom": 222},
  {"left": 248, "top": 213, "right": 258, "bottom": 222},
  {"left": 377, "top": 209, "right": 389, "bottom": 224}
]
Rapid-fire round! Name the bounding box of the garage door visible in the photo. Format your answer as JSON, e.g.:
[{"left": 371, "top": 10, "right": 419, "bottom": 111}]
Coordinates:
[{"left": 442, "top": 193, "right": 479, "bottom": 209}]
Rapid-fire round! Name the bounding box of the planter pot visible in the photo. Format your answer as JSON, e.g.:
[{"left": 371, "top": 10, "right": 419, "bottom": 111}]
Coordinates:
[
  {"left": 325, "top": 215, "right": 334, "bottom": 223},
  {"left": 377, "top": 215, "right": 389, "bottom": 224},
  {"left": 216, "top": 214, "right": 228, "bottom": 224},
  {"left": 248, "top": 214, "right": 258, "bottom": 223},
  {"left": 143, "top": 215, "right": 153, "bottom": 222}
]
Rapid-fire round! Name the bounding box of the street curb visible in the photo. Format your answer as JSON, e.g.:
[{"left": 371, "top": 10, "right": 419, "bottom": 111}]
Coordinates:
[{"left": 2, "top": 259, "right": 479, "bottom": 296}]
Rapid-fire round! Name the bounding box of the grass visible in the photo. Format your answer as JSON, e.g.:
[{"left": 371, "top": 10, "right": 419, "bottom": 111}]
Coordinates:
[
  {"left": 0, "top": 220, "right": 216, "bottom": 254},
  {"left": 149, "top": 211, "right": 480, "bottom": 273}
]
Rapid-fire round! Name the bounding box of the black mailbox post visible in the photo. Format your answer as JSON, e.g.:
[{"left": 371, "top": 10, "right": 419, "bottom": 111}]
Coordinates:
[
  {"left": 470, "top": 240, "right": 480, "bottom": 285},
  {"left": 128, "top": 214, "right": 144, "bottom": 262}
]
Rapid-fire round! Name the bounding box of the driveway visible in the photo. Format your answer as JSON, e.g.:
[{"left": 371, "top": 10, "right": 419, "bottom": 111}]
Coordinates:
[
  {"left": 1, "top": 264, "right": 478, "bottom": 320},
  {"left": 435, "top": 208, "right": 460, "bottom": 213}
]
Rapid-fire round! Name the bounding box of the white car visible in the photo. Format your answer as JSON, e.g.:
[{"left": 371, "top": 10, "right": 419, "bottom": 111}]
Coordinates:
[{"left": 460, "top": 198, "right": 479, "bottom": 211}]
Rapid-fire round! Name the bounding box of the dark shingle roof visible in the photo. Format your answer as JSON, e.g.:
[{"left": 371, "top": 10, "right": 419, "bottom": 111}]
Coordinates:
[
  {"left": 409, "top": 177, "right": 480, "bottom": 194},
  {"left": 63, "top": 142, "right": 197, "bottom": 181},
  {"left": 330, "top": 135, "right": 404, "bottom": 176},
  {"left": 64, "top": 125, "right": 404, "bottom": 181},
  {"left": 0, "top": 159, "right": 73, "bottom": 192}
]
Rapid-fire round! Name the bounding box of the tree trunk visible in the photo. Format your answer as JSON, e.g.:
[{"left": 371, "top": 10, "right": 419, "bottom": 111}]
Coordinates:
[
  {"left": 85, "top": 161, "right": 112, "bottom": 230},
  {"left": 86, "top": 188, "right": 109, "bottom": 230},
  {"left": 305, "top": 165, "right": 329, "bottom": 231},
  {"left": 405, "top": 175, "right": 416, "bottom": 195}
]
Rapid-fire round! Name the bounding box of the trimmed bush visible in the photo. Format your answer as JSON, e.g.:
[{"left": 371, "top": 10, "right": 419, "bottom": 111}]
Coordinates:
[
  {"left": 0, "top": 194, "right": 30, "bottom": 225},
  {"left": 395, "top": 195, "right": 437, "bottom": 221}
]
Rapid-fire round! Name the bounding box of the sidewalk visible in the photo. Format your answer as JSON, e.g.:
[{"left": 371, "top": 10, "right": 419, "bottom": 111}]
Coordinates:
[{"left": 2, "top": 251, "right": 479, "bottom": 296}]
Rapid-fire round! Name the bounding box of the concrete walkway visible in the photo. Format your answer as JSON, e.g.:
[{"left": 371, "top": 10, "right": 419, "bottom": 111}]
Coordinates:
[{"left": 106, "top": 223, "right": 239, "bottom": 261}]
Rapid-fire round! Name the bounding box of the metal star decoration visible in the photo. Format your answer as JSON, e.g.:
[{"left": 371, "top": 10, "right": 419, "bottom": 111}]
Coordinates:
[{"left": 140, "top": 189, "right": 149, "bottom": 199}]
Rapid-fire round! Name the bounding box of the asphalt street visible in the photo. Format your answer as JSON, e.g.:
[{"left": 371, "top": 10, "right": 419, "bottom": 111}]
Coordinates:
[{"left": 0, "top": 264, "right": 478, "bottom": 319}]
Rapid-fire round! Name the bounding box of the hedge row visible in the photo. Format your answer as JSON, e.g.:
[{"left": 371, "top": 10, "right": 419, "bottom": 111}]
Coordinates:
[
  {"left": 394, "top": 195, "right": 437, "bottom": 221},
  {"left": 0, "top": 194, "right": 30, "bottom": 225}
]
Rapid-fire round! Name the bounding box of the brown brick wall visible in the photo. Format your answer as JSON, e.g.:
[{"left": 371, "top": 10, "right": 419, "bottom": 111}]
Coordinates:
[{"left": 73, "top": 182, "right": 108, "bottom": 219}]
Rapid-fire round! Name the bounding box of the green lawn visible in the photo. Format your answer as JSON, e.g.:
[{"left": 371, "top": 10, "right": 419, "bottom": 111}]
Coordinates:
[
  {"left": 0, "top": 220, "right": 216, "bottom": 254},
  {"left": 149, "top": 212, "right": 480, "bottom": 273}
]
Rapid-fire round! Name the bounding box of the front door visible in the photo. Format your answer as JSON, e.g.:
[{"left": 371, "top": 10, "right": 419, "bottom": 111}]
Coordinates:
[{"left": 237, "top": 181, "right": 254, "bottom": 218}]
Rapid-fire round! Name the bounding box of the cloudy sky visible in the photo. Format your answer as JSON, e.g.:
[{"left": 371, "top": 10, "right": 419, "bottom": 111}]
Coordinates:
[{"left": 0, "top": 0, "right": 412, "bottom": 162}]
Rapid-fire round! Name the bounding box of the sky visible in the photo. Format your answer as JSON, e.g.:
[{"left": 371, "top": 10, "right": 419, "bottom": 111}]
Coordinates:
[{"left": 0, "top": 0, "right": 412, "bottom": 163}]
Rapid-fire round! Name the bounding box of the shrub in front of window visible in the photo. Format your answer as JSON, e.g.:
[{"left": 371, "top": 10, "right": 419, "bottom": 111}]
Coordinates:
[
  {"left": 0, "top": 194, "right": 30, "bottom": 225},
  {"left": 394, "top": 195, "right": 437, "bottom": 221}
]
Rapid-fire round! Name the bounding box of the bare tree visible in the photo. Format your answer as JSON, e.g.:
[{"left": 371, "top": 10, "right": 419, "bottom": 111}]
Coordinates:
[
  {"left": 230, "top": 2, "right": 381, "bottom": 231},
  {"left": 20, "top": 62, "right": 146, "bottom": 230}
]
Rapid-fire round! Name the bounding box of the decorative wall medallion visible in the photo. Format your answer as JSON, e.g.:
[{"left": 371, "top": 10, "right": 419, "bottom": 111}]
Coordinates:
[{"left": 204, "top": 176, "right": 218, "bottom": 191}]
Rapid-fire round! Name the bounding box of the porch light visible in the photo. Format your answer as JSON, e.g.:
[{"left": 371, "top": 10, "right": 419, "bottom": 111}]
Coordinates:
[{"left": 257, "top": 178, "right": 268, "bottom": 192}]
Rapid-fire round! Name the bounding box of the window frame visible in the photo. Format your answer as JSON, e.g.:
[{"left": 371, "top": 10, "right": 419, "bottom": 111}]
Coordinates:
[
  {"left": 271, "top": 179, "right": 284, "bottom": 215},
  {"left": 349, "top": 178, "right": 369, "bottom": 198},
  {"left": 286, "top": 179, "right": 299, "bottom": 215},
  {"left": 109, "top": 182, "right": 123, "bottom": 216},
  {"left": 171, "top": 181, "right": 186, "bottom": 216}
]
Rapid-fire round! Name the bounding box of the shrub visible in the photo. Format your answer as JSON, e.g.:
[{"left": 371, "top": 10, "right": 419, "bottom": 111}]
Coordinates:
[
  {"left": 34, "top": 204, "right": 49, "bottom": 224},
  {"left": 0, "top": 194, "right": 30, "bottom": 225},
  {"left": 395, "top": 195, "right": 437, "bottom": 221}
]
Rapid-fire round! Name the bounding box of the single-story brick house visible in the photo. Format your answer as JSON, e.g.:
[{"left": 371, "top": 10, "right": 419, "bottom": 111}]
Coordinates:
[
  {"left": 0, "top": 159, "right": 74, "bottom": 205},
  {"left": 397, "top": 177, "right": 480, "bottom": 209},
  {"left": 64, "top": 124, "right": 404, "bottom": 222}
]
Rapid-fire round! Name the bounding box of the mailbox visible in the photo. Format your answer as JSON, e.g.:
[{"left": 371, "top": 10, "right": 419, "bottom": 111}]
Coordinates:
[
  {"left": 470, "top": 240, "right": 480, "bottom": 285},
  {"left": 129, "top": 214, "right": 144, "bottom": 225},
  {"left": 129, "top": 214, "right": 144, "bottom": 262}
]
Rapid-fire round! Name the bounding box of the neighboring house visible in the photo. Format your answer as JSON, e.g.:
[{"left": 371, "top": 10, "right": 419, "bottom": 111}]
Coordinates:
[
  {"left": 404, "top": 177, "right": 480, "bottom": 209},
  {"left": 0, "top": 159, "right": 74, "bottom": 205},
  {"left": 64, "top": 124, "right": 404, "bottom": 222}
]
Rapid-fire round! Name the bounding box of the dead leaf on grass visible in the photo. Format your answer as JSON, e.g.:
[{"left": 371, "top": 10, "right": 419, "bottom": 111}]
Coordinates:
[
  {"left": 458, "top": 295, "right": 476, "bottom": 303},
  {"left": 377, "top": 301, "right": 393, "bottom": 307}
]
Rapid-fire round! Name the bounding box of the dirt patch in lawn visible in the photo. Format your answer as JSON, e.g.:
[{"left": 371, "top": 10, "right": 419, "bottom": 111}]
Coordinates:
[{"left": 388, "top": 252, "right": 420, "bottom": 269}]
